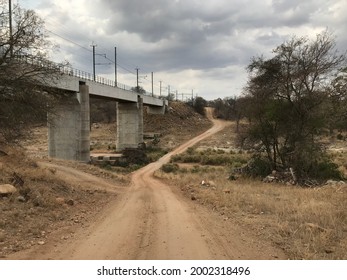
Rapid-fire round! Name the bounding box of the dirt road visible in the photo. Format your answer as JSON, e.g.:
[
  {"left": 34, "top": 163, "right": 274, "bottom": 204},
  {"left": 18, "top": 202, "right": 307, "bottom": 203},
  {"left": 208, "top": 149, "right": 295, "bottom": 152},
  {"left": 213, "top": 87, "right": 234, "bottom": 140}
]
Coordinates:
[{"left": 10, "top": 108, "right": 285, "bottom": 260}]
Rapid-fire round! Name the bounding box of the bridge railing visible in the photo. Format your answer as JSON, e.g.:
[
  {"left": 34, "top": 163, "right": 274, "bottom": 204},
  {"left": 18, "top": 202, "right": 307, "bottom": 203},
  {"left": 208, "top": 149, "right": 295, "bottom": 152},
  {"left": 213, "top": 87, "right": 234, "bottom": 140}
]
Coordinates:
[
  {"left": 59, "top": 66, "right": 135, "bottom": 92},
  {"left": 8, "top": 53, "right": 156, "bottom": 97},
  {"left": 60, "top": 66, "right": 157, "bottom": 97}
]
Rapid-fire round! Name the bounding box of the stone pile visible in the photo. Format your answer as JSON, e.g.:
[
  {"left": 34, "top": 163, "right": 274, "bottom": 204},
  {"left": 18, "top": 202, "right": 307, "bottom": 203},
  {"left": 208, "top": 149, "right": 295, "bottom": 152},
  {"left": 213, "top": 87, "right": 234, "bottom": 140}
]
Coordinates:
[{"left": 262, "top": 170, "right": 297, "bottom": 185}]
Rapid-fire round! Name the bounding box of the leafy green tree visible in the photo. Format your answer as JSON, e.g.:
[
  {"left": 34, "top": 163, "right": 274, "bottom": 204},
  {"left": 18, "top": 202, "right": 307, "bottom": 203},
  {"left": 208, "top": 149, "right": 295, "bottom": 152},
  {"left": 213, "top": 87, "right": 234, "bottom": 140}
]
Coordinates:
[
  {"left": 212, "top": 96, "right": 251, "bottom": 132},
  {"left": 243, "top": 31, "right": 345, "bottom": 181},
  {"left": 131, "top": 86, "right": 146, "bottom": 94},
  {"left": 328, "top": 67, "right": 347, "bottom": 131},
  {"left": 192, "top": 96, "right": 207, "bottom": 115}
]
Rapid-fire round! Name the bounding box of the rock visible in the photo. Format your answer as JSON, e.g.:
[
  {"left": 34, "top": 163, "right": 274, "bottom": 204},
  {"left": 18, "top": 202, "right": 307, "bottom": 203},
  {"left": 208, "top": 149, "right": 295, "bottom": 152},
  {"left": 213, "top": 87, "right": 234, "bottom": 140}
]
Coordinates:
[
  {"left": 325, "top": 180, "right": 337, "bottom": 185},
  {"left": 223, "top": 189, "right": 231, "bottom": 194},
  {"left": 0, "top": 184, "right": 17, "bottom": 195},
  {"left": 191, "top": 195, "right": 197, "bottom": 201},
  {"left": 37, "top": 241, "right": 45, "bottom": 245},
  {"left": 263, "top": 175, "right": 275, "bottom": 183},
  {"left": 66, "top": 199, "right": 74, "bottom": 206},
  {"left": 17, "top": 196, "right": 26, "bottom": 202},
  {"left": 325, "top": 180, "right": 346, "bottom": 186},
  {"left": 325, "top": 248, "right": 334, "bottom": 254},
  {"left": 201, "top": 180, "right": 215, "bottom": 187}
]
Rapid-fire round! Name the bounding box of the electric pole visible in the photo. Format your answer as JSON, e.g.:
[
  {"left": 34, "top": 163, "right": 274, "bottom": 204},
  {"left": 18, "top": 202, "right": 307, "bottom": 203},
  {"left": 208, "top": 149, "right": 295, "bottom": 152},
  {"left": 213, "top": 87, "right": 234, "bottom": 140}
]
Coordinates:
[
  {"left": 151, "top": 72, "right": 154, "bottom": 96},
  {"left": 114, "top": 47, "right": 117, "bottom": 87},
  {"left": 159, "top": 81, "right": 162, "bottom": 96},
  {"left": 91, "top": 43, "right": 97, "bottom": 81},
  {"left": 136, "top": 68, "right": 139, "bottom": 89}
]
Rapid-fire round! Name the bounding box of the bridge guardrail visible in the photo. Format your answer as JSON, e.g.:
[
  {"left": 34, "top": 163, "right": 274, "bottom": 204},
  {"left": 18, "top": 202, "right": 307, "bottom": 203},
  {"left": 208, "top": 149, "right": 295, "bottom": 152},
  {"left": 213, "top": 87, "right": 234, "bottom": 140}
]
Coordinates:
[
  {"left": 60, "top": 66, "right": 155, "bottom": 97},
  {"left": 10, "top": 53, "right": 156, "bottom": 97}
]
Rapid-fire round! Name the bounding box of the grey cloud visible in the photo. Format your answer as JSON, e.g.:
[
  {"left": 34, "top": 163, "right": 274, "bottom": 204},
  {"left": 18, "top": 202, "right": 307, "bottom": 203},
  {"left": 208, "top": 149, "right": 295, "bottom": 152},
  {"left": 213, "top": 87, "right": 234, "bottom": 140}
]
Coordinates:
[{"left": 36, "top": 0, "right": 347, "bottom": 99}]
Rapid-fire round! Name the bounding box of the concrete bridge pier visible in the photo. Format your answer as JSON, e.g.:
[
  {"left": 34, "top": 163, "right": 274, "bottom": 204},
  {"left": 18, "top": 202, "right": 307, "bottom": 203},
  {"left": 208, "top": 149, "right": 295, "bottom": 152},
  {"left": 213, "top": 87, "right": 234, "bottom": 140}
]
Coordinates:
[
  {"left": 116, "top": 95, "right": 144, "bottom": 151},
  {"left": 48, "top": 84, "right": 90, "bottom": 162}
]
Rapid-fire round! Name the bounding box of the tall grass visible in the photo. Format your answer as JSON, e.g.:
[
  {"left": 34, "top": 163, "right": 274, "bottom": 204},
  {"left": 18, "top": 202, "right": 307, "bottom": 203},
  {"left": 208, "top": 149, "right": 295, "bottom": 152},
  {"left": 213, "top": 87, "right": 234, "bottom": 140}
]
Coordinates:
[{"left": 155, "top": 166, "right": 347, "bottom": 259}]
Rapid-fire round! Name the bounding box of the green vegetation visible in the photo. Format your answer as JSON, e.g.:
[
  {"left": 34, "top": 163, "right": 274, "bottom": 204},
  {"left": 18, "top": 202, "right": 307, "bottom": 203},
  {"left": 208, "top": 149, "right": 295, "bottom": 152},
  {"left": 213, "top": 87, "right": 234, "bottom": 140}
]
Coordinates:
[
  {"left": 161, "top": 163, "right": 179, "bottom": 173},
  {"left": 213, "top": 30, "right": 347, "bottom": 182},
  {"left": 169, "top": 147, "right": 250, "bottom": 170}
]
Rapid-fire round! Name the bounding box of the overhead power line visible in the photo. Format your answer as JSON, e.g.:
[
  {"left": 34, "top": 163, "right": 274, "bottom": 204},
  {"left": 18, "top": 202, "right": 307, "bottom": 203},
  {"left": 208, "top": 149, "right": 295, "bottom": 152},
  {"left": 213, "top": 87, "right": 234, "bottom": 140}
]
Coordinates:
[
  {"left": 45, "top": 29, "right": 92, "bottom": 53},
  {"left": 44, "top": 27, "right": 178, "bottom": 94}
]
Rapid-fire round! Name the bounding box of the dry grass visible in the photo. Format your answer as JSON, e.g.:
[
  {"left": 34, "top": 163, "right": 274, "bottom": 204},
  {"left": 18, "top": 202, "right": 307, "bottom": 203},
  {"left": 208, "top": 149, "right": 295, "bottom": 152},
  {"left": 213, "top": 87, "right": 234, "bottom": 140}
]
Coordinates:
[
  {"left": 155, "top": 166, "right": 347, "bottom": 259},
  {"left": 0, "top": 147, "right": 118, "bottom": 257}
]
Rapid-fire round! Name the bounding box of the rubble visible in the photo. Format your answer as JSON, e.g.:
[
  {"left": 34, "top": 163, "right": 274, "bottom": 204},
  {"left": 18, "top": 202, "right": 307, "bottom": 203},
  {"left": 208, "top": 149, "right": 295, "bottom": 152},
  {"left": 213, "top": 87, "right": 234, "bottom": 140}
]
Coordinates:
[
  {"left": 324, "top": 180, "right": 346, "bottom": 187},
  {"left": 262, "top": 170, "right": 297, "bottom": 185}
]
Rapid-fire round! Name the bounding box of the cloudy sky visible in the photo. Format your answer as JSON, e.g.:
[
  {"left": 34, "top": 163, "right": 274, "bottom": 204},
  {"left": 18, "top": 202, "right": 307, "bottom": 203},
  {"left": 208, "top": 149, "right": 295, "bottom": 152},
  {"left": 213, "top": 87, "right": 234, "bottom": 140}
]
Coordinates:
[{"left": 19, "top": 0, "right": 347, "bottom": 100}]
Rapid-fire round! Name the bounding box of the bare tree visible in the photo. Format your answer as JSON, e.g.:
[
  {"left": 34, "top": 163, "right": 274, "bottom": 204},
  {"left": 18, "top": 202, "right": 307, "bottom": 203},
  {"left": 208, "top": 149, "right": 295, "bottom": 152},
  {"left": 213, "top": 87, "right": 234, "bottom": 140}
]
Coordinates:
[{"left": 0, "top": 1, "right": 67, "bottom": 142}]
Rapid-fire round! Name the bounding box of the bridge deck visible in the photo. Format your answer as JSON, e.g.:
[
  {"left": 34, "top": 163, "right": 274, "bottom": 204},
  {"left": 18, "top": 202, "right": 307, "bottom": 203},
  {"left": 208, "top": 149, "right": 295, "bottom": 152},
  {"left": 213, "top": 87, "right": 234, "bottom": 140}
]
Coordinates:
[{"left": 53, "top": 74, "right": 166, "bottom": 107}]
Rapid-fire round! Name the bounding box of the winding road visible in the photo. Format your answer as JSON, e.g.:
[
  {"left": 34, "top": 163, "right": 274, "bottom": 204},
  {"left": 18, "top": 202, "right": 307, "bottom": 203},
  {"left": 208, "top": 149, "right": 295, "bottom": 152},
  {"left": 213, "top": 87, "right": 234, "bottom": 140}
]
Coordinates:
[{"left": 10, "top": 108, "right": 285, "bottom": 260}]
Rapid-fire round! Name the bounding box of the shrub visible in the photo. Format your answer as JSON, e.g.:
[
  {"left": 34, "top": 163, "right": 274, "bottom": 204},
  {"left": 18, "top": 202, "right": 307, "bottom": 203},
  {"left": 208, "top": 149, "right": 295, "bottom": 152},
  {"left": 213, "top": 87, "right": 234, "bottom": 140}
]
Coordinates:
[
  {"left": 336, "top": 133, "right": 344, "bottom": 141},
  {"left": 161, "top": 163, "right": 179, "bottom": 173},
  {"left": 307, "top": 159, "right": 343, "bottom": 181},
  {"left": 247, "top": 155, "right": 273, "bottom": 178},
  {"left": 201, "top": 155, "right": 230, "bottom": 165}
]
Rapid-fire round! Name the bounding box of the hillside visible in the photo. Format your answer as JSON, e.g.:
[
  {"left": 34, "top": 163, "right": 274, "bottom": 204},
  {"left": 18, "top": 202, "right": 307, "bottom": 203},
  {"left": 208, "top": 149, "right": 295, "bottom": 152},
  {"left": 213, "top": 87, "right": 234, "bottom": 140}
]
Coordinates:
[{"left": 144, "top": 101, "right": 211, "bottom": 149}]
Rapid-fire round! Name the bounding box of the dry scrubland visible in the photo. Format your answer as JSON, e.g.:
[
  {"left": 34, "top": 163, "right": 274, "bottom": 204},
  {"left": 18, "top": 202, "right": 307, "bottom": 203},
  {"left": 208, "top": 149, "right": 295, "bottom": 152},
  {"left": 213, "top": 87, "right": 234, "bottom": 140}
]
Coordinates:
[
  {"left": 156, "top": 123, "right": 347, "bottom": 260},
  {"left": 1, "top": 102, "right": 346, "bottom": 259},
  {"left": 0, "top": 148, "right": 126, "bottom": 258}
]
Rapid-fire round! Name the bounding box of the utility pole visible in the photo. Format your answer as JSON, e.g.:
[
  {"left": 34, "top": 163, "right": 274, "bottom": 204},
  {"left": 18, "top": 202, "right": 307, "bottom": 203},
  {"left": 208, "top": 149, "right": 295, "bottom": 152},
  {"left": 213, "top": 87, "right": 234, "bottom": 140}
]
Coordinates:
[
  {"left": 151, "top": 72, "right": 154, "bottom": 96},
  {"left": 136, "top": 68, "right": 139, "bottom": 89},
  {"left": 114, "top": 46, "right": 117, "bottom": 87},
  {"left": 168, "top": 85, "right": 170, "bottom": 98},
  {"left": 159, "top": 81, "right": 162, "bottom": 96},
  {"left": 9, "top": 0, "right": 13, "bottom": 57},
  {"left": 91, "top": 43, "right": 97, "bottom": 81}
]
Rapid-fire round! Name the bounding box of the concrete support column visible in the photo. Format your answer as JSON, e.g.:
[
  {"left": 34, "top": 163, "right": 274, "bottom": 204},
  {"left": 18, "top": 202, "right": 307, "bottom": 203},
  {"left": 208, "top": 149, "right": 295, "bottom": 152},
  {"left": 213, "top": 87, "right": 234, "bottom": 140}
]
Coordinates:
[
  {"left": 48, "top": 84, "right": 90, "bottom": 162},
  {"left": 116, "top": 95, "right": 143, "bottom": 151},
  {"left": 138, "top": 95, "right": 144, "bottom": 144}
]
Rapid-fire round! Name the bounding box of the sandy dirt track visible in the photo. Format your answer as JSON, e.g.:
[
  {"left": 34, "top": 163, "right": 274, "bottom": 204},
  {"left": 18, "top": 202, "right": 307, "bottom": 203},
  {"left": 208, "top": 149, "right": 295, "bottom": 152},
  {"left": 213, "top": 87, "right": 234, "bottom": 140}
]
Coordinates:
[{"left": 10, "top": 108, "right": 285, "bottom": 260}]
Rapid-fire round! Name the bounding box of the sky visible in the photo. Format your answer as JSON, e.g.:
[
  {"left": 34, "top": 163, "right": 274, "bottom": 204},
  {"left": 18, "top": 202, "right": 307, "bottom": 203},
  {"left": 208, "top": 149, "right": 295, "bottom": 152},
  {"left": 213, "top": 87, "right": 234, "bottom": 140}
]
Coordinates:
[{"left": 17, "top": 0, "right": 347, "bottom": 100}]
